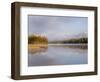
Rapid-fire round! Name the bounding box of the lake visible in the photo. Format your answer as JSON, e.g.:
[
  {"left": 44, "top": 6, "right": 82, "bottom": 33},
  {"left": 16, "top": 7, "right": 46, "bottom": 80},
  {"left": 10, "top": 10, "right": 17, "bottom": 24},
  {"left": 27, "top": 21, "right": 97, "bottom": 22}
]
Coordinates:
[{"left": 28, "top": 44, "right": 88, "bottom": 66}]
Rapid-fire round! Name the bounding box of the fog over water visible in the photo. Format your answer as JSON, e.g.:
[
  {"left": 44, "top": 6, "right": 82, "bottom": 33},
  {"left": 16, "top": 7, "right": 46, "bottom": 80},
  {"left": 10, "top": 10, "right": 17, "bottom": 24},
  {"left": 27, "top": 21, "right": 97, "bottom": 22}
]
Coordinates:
[
  {"left": 28, "top": 15, "right": 88, "bottom": 66},
  {"left": 28, "top": 44, "right": 88, "bottom": 66}
]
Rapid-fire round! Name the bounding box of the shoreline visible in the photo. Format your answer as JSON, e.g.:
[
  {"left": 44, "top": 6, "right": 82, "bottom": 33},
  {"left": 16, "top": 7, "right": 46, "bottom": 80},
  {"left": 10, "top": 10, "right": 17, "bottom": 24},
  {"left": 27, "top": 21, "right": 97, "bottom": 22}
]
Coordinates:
[
  {"left": 28, "top": 44, "right": 48, "bottom": 53},
  {"left": 48, "top": 43, "right": 87, "bottom": 49},
  {"left": 28, "top": 43, "right": 87, "bottom": 51},
  {"left": 48, "top": 43, "right": 87, "bottom": 45}
]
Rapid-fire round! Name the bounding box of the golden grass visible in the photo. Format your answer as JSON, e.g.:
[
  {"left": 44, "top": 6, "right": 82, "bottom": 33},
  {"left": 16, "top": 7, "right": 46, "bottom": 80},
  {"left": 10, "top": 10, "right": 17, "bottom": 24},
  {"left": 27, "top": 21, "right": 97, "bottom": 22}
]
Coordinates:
[
  {"left": 28, "top": 44, "right": 48, "bottom": 49},
  {"left": 28, "top": 44, "right": 48, "bottom": 54}
]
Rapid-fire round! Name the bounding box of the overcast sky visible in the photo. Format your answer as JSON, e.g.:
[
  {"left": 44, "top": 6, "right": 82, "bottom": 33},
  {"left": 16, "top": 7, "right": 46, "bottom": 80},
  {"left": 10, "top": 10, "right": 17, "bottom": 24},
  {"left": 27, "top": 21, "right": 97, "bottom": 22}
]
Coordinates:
[{"left": 28, "top": 15, "right": 88, "bottom": 41}]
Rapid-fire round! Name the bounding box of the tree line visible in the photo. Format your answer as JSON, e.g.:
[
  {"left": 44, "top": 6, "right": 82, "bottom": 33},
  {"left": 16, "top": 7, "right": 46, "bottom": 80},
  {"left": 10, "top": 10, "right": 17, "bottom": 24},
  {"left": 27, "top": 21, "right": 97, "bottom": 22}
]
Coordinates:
[
  {"left": 49, "top": 37, "right": 88, "bottom": 44},
  {"left": 28, "top": 35, "right": 48, "bottom": 44}
]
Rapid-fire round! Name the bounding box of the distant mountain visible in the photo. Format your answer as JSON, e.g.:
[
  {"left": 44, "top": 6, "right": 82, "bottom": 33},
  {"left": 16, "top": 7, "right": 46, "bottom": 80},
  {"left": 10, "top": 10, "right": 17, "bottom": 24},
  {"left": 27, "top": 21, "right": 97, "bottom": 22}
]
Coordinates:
[
  {"left": 72, "top": 33, "right": 87, "bottom": 39},
  {"left": 49, "top": 33, "right": 88, "bottom": 42}
]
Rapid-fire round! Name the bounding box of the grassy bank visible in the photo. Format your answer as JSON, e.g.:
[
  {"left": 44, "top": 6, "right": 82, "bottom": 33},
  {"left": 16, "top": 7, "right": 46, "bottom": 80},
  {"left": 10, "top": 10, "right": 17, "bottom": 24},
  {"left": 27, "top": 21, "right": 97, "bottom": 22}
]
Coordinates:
[
  {"left": 28, "top": 44, "right": 48, "bottom": 53},
  {"left": 28, "top": 44, "right": 48, "bottom": 48}
]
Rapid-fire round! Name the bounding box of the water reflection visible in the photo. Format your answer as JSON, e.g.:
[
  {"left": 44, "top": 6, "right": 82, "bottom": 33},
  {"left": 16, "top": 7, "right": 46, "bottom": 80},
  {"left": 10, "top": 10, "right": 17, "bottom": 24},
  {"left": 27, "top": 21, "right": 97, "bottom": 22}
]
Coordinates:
[
  {"left": 28, "top": 44, "right": 88, "bottom": 66},
  {"left": 28, "top": 46, "right": 48, "bottom": 54}
]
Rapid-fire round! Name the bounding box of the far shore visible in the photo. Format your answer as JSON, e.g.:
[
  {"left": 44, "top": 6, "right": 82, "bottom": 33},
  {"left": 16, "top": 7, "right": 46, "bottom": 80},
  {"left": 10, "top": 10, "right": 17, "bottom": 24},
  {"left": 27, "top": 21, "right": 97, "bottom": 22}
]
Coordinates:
[
  {"left": 48, "top": 43, "right": 87, "bottom": 45},
  {"left": 48, "top": 43, "right": 87, "bottom": 49},
  {"left": 28, "top": 43, "right": 87, "bottom": 53}
]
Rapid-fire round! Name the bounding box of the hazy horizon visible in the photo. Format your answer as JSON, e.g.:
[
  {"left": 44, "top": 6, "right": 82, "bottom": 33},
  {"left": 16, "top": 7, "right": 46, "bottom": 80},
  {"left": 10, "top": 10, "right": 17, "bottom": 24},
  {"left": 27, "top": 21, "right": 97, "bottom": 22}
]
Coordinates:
[{"left": 28, "top": 15, "right": 88, "bottom": 41}]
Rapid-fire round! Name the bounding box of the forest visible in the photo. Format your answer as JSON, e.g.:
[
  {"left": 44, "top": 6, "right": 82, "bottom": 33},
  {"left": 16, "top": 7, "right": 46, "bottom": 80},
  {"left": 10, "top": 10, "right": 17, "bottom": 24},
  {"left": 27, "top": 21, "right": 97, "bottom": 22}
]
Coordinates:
[
  {"left": 49, "top": 38, "right": 88, "bottom": 44},
  {"left": 28, "top": 35, "right": 48, "bottom": 44},
  {"left": 28, "top": 35, "right": 87, "bottom": 44}
]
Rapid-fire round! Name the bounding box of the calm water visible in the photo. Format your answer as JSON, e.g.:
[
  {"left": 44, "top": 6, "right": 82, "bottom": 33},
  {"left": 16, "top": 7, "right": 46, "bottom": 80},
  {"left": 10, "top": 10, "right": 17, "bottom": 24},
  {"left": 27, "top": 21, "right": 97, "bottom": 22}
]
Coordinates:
[{"left": 28, "top": 44, "right": 88, "bottom": 66}]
